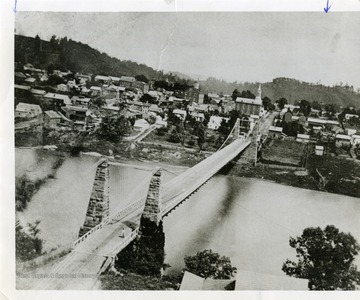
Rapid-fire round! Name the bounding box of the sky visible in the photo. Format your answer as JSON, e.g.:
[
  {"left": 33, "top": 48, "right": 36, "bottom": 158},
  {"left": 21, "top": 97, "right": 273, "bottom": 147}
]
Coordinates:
[{"left": 15, "top": 12, "right": 360, "bottom": 89}]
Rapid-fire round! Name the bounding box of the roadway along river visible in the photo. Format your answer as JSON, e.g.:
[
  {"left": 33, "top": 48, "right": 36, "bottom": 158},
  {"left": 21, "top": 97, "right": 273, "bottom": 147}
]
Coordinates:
[{"left": 16, "top": 149, "right": 360, "bottom": 278}]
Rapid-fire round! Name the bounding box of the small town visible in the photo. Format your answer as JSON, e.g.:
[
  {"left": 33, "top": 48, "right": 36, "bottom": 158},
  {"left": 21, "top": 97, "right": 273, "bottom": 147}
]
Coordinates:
[{"left": 9, "top": 11, "right": 360, "bottom": 294}]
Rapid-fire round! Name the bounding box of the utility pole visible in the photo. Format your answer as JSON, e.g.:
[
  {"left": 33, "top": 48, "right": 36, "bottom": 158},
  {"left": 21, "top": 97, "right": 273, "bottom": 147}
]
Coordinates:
[{"left": 254, "top": 122, "right": 259, "bottom": 166}]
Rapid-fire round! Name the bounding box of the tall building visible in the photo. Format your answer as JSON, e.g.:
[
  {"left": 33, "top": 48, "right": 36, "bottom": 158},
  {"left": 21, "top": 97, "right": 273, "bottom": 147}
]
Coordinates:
[
  {"left": 235, "top": 84, "right": 262, "bottom": 116},
  {"left": 184, "top": 87, "right": 200, "bottom": 104}
]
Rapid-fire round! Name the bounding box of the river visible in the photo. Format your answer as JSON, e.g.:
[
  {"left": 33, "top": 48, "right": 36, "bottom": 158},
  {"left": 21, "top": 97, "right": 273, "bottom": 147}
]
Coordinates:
[
  {"left": 16, "top": 149, "right": 177, "bottom": 250},
  {"left": 16, "top": 149, "right": 360, "bottom": 279},
  {"left": 163, "top": 175, "right": 360, "bottom": 277}
]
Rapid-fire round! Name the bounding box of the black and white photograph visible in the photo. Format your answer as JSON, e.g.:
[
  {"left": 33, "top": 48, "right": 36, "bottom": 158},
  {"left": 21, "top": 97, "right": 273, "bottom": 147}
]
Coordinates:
[{"left": 2, "top": 1, "right": 360, "bottom": 296}]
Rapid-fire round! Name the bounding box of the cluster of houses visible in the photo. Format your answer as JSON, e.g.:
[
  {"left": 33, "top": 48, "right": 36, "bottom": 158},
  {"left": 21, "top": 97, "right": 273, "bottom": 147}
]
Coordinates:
[
  {"left": 268, "top": 104, "right": 360, "bottom": 156},
  {"left": 14, "top": 62, "right": 244, "bottom": 135},
  {"left": 15, "top": 62, "right": 359, "bottom": 156},
  {"left": 15, "top": 61, "right": 273, "bottom": 138}
]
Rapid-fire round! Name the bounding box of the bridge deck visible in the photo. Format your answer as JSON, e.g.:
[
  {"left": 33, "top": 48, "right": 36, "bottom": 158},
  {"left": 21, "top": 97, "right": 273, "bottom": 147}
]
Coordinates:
[{"left": 33, "top": 138, "right": 250, "bottom": 290}]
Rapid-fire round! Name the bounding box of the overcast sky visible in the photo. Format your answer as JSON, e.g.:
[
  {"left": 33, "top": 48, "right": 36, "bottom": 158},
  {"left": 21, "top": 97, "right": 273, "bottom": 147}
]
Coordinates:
[{"left": 15, "top": 12, "right": 360, "bottom": 89}]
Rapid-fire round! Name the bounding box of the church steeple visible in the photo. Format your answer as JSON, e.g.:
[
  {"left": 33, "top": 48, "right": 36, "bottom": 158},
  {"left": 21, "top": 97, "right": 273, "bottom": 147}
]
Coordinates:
[{"left": 255, "top": 84, "right": 262, "bottom": 101}]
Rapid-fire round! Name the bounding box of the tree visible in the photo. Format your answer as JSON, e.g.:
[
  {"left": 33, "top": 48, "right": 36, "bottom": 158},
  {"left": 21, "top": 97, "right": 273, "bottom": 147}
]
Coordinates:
[
  {"left": 195, "top": 123, "right": 206, "bottom": 150},
  {"left": 311, "top": 100, "right": 322, "bottom": 111},
  {"left": 140, "top": 93, "right": 157, "bottom": 104},
  {"left": 92, "top": 96, "right": 106, "bottom": 108},
  {"left": 299, "top": 99, "right": 312, "bottom": 117},
  {"left": 262, "top": 96, "right": 273, "bottom": 111},
  {"left": 168, "top": 123, "right": 186, "bottom": 146},
  {"left": 47, "top": 63, "right": 55, "bottom": 75},
  {"left": 135, "top": 74, "right": 149, "bottom": 83},
  {"left": 203, "top": 93, "right": 210, "bottom": 104},
  {"left": 277, "top": 97, "right": 288, "bottom": 110},
  {"left": 282, "top": 225, "right": 360, "bottom": 290},
  {"left": 184, "top": 249, "right": 237, "bottom": 279},
  {"left": 240, "top": 90, "right": 255, "bottom": 99},
  {"left": 231, "top": 89, "right": 241, "bottom": 101},
  {"left": 97, "top": 114, "right": 131, "bottom": 143},
  {"left": 16, "top": 220, "right": 44, "bottom": 261},
  {"left": 218, "top": 118, "right": 231, "bottom": 136}
]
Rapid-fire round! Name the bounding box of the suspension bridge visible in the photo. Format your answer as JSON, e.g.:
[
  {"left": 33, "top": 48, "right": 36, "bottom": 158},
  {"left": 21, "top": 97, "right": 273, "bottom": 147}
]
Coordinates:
[{"left": 31, "top": 119, "right": 253, "bottom": 290}]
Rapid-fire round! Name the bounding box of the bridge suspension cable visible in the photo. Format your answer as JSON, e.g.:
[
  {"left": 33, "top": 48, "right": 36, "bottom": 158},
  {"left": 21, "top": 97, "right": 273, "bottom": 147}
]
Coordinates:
[{"left": 216, "top": 118, "right": 240, "bottom": 152}]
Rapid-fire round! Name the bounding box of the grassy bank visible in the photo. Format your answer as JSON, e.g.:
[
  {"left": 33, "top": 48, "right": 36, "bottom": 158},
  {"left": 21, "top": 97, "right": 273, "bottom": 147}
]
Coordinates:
[
  {"left": 224, "top": 154, "right": 360, "bottom": 198},
  {"left": 71, "top": 136, "right": 360, "bottom": 198}
]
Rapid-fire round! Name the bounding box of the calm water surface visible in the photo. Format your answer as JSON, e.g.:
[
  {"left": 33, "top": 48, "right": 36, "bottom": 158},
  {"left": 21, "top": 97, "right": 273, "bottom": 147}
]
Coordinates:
[
  {"left": 163, "top": 176, "right": 360, "bottom": 276},
  {"left": 16, "top": 150, "right": 173, "bottom": 250},
  {"left": 16, "top": 149, "right": 360, "bottom": 277}
]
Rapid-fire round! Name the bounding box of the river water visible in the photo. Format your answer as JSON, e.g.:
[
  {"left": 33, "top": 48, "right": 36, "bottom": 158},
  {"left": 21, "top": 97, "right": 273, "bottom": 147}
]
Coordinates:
[
  {"left": 163, "top": 175, "right": 360, "bottom": 277},
  {"left": 16, "top": 149, "right": 360, "bottom": 278},
  {"left": 16, "top": 149, "right": 175, "bottom": 250}
]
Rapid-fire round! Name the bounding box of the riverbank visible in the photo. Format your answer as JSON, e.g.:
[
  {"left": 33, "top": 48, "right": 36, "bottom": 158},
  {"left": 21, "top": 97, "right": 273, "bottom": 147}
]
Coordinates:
[
  {"left": 82, "top": 140, "right": 360, "bottom": 199},
  {"left": 15, "top": 149, "right": 67, "bottom": 212},
  {"left": 17, "top": 139, "right": 360, "bottom": 200}
]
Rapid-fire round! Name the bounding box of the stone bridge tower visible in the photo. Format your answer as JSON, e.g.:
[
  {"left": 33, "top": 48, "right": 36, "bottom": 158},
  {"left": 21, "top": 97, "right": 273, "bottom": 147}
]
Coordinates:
[
  {"left": 79, "top": 159, "right": 110, "bottom": 237},
  {"left": 140, "top": 167, "right": 163, "bottom": 228}
]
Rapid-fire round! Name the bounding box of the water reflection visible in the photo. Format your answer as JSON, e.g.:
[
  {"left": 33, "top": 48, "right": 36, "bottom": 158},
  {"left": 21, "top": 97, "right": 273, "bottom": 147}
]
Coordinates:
[{"left": 163, "top": 176, "right": 360, "bottom": 277}]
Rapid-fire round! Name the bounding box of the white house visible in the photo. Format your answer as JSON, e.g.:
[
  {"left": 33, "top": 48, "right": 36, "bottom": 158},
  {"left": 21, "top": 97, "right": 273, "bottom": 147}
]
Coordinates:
[
  {"left": 190, "top": 112, "right": 205, "bottom": 122},
  {"left": 15, "top": 103, "right": 42, "bottom": 118},
  {"left": 296, "top": 134, "right": 310, "bottom": 143},
  {"left": 173, "top": 109, "right": 187, "bottom": 121},
  {"left": 44, "top": 93, "right": 71, "bottom": 106},
  {"left": 56, "top": 83, "right": 68, "bottom": 92},
  {"left": 315, "top": 145, "right": 324, "bottom": 156},
  {"left": 346, "top": 128, "right": 357, "bottom": 136},
  {"left": 134, "top": 119, "right": 150, "bottom": 131},
  {"left": 208, "top": 116, "right": 229, "bottom": 130}
]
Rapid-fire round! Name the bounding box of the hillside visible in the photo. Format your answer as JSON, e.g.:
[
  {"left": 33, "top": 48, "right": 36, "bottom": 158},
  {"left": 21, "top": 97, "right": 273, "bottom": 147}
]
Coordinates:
[
  {"left": 200, "top": 77, "right": 360, "bottom": 108},
  {"left": 14, "top": 34, "right": 360, "bottom": 108},
  {"left": 15, "top": 35, "right": 166, "bottom": 81}
]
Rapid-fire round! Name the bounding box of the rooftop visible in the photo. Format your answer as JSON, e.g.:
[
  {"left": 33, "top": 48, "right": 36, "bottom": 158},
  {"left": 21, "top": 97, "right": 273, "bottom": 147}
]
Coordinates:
[
  {"left": 235, "top": 97, "right": 262, "bottom": 105},
  {"left": 173, "top": 109, "right": 187, "bottom": 115},
  {"left": 15, "top": 102, "right": 42, "bottom": 113},
  {"left": 120, "top": 76, "right": 136, "bottom": 82},
  {"left": 15, "top": 84, "right": 31, "bottom": 90},
  {"left": 30, "top": 89, "right": 46, "bottom": 95},
  {"left": 44, "top": 93, "right": 70, "bottom": 101},
  {"left": 336, "top": 134, "right": 351, "bottom": 140},
  {"left": 269, "top": 126, "right": 283, "bottom": 133},
  {"left": 44, "top": 110, "right": 63, "bottom": 118}
]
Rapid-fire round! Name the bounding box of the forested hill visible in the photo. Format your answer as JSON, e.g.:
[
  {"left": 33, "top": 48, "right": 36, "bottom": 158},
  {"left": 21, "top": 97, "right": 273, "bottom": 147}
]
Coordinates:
[
  {"left": 200, "top": 77, "right": 360, "bottom": 108},
  {"left": 15, "top": 35, "right": 360, "bottom": 108},
  {"left": 15, "top": 34, "right": 164, "bottom": 80}
]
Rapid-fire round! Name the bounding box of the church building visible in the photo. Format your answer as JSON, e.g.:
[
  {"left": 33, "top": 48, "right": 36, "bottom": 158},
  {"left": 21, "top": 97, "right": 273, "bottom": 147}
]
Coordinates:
[{"left": 235, "top": 84, "right": 263, "bottom": 116}]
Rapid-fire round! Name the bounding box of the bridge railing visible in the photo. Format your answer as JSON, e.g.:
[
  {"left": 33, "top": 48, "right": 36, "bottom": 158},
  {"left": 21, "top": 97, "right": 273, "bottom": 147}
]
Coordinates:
[
  {"left": 109, "top": 227, "right": 140, "bottom": 257},
  {"left": 162, "top": 139, "right": 251, "bottom": 216},
  {"left": 72, "top": 172, "right": 155, "bottom": 249},
  {"left": 72, "top": 198, "right": 145, "bottom": 248},
  {"left": 97, "top": 227, "right": 141, "bottom": 277},
  {"left": 108, "top": 198, "right": 146, "bottom": 223},
  {"left": 72, "top": 218, "right": 109, "bottom": 247}
]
